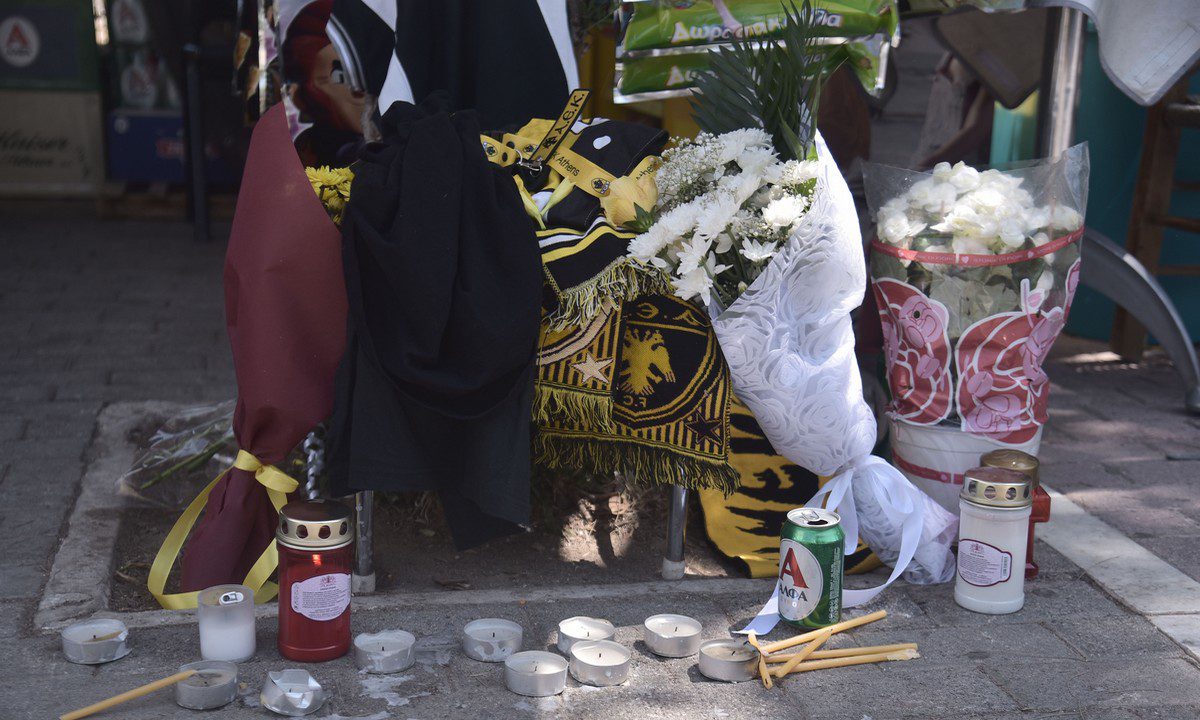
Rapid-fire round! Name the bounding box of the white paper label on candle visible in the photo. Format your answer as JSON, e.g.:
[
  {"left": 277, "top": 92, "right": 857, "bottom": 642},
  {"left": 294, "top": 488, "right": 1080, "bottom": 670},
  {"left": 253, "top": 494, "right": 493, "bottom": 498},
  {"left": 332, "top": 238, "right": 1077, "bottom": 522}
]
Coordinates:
[
  {"left": 777, "top": 538, "right": 823, "bottom": 621},
  {"left": 290, "top": 573, "right": 351, "bottom": 621},
  {"left": 957, "top": 539, "right": 1011, "bottom": 587}
]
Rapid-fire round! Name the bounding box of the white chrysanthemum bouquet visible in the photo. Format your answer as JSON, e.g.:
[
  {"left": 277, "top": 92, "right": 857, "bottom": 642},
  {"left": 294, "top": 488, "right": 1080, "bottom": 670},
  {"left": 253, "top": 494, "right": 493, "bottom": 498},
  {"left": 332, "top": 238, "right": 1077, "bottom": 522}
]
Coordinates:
[
  {"left": 625, "top": 2, "right": 963, "bottom": 620},
  {"left": 628, "top": 129, "right": 819, "bottom": 307}
]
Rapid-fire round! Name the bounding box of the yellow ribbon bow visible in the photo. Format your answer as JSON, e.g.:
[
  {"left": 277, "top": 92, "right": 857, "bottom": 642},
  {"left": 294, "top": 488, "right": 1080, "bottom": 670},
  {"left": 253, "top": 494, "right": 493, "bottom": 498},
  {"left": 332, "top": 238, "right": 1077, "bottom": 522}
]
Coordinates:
[{"left": 148, "top": 449, "right": 298, "bottom": 610}]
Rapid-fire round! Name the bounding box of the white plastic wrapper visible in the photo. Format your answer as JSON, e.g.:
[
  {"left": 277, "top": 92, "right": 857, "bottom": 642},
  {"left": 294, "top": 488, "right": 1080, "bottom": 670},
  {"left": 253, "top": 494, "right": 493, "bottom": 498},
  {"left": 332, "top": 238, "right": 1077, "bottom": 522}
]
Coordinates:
[{"left": 711, "top": 135, "right": 957, "bottom": 634}]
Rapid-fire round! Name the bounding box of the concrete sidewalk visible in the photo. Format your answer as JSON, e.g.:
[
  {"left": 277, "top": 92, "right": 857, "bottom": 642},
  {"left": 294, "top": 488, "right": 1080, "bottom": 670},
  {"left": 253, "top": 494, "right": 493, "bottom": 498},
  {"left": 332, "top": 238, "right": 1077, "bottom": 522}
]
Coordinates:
[{"left": 3, "top": 204, "right": 1200, "bottom": 718}]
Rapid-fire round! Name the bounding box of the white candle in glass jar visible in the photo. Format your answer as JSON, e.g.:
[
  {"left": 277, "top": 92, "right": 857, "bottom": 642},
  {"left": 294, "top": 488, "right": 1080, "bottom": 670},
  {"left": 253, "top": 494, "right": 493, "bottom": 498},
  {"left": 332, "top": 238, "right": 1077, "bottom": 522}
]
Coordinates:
[
  {"left": 556, "top": 616, "right": 616, "bottom": 654},
  {"left": 643, "top": 614, "right": 702, "bottom": 657},
  {"left": 955, "top": 468, "right": 1032, "bottom": 615},
  {"left": 198, "top": 584, "right": 256, "bottom": 663}
]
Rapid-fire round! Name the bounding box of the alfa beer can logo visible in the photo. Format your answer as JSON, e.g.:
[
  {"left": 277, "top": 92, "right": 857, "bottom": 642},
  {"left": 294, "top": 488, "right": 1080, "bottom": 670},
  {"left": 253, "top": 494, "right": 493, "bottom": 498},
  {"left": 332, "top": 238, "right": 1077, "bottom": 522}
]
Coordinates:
[
  {"left": 777, "top": 538, "right": 823, "bottom": 621},
  {"left": 0, "top": 16, "right": 39, "bottom": 68}
]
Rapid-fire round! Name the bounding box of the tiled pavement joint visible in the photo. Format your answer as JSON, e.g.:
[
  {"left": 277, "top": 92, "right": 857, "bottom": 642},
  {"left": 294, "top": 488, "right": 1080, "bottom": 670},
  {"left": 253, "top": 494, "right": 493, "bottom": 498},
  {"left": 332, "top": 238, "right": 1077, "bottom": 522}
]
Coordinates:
[{"left": 1039, "top": 483, "right": 1200, "bottom": 661}]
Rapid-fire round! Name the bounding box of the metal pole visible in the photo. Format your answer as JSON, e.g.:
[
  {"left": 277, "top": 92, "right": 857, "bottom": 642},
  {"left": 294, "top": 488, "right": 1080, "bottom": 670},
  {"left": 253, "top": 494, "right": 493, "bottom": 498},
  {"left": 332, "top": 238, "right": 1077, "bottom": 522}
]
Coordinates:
[
  {"left": 662, "top": 484, "right": 688, "bottom": 580},
  {"left": 1039, "top": 8, "right": 1086, "bottom": 157},
  {"left": 183, "top": 42, "right": 209, "bottom": 242},
  {"left": 353, "top": 490, "right": 376, "bottom": 593}
]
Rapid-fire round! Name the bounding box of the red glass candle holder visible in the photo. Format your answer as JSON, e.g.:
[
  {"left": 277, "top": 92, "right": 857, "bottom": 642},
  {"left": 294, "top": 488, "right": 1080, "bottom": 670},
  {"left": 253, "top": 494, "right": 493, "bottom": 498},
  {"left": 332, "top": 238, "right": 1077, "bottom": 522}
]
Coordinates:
[{"left": 276, "top": 499, "right": 353, "bottom": 662}]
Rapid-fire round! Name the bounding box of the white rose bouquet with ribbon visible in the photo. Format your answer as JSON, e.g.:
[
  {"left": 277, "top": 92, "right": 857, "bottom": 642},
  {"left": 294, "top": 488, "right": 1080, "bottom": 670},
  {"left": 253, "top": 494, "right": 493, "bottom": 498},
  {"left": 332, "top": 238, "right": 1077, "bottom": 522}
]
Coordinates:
[{"left": 627, "top": 2, "right": 958, "bottom": 634}]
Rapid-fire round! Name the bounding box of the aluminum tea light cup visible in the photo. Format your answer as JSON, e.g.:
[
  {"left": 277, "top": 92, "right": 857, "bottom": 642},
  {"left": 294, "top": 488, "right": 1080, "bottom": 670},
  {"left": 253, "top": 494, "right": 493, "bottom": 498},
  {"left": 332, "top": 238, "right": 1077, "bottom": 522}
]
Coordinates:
[
  {"left": 569, "top": 640, "right": 631, "bottom": 687},
  {"left": 697, "top": 639, "right": 758, "bottom": 682},
  {"left": 556, "top": 616, "right": 616, "bottom": 655},
  {"left": 462, "top": 618, "right": 523, "bottom": 662},
  {"left": 504, "top": 651, "right": 568, "bottom": 697},
  {"left": 175, "top": 660, "right": 238, "bottom": 710},
  {"left": 61, "top": 619, "right": 130, "bottom": 665},
  {"left": 354, "top": 630, "right": 416, "bottom": 673},
  {"left": 643, "top": 614, "right": 702, "bottom": 657},
  {"left": 260, "top": 669, "right": 327, "bottom": 717}
]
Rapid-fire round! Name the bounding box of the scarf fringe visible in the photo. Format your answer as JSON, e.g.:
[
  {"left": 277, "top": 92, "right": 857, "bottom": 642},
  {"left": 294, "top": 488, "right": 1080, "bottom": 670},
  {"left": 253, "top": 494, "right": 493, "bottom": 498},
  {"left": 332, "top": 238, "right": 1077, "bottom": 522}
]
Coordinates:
[
  {"left": 545, "top": 260, "right": 671, "bottom": 331},
  {"left": 533, "top": 384, "right": 615, "bottom": 433},
  {"left": 533, "top": 432, "right": 741, "bottom": 495}
]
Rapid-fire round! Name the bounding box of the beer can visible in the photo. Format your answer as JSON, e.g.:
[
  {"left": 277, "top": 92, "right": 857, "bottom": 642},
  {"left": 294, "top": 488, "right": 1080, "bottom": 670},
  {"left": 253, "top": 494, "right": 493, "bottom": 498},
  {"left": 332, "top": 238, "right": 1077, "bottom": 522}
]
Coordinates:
[{"left": 777, "top": 508, "right": 844, "bottom": 629}]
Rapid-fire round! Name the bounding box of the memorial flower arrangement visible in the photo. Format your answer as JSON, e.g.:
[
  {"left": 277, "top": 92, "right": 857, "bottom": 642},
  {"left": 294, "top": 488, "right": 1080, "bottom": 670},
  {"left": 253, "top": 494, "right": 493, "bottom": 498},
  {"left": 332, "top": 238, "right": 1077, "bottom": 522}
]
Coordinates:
[
  {"left": 864, "top": 146, "right": 1089, "bottom": 511},
  {"left": 628, "top": 129, "right": 820, "bottom": 307},
  {"left": 870, "top": 160, "right": 1084, "bottom": 341},
  {"left": 629, "top": 1, "right": 963, "bottom": 620}
]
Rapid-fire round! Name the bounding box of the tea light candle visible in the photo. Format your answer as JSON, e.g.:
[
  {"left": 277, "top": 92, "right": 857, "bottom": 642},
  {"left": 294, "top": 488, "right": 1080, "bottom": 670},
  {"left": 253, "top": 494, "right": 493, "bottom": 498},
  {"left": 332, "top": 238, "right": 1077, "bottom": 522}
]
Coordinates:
[
  {"left": 198, "top": 584, "right": 256, "bottom": 663},
  {"left": 569, "top": 640, "right": 631, "bottom": 687},
  {"left": 462, "top": 618, "right": 523, "bottom": 662},
  {"left": 698, "top": 639, "right": 758, "bottom": 682},
  {"left": 556, "top": 616, "right": 616, "bottom": 655},
  {"left": 61, "top": 619, "right": 130, "bottom": 665},
  {"left": 260, "top": 669, "right": 327, "bottom": 717},
  {"left": 175, "top": 660, "right": 238, "bottom": 710},
  {"left": 354, "top": 630, "right": 416, "bottom": 673},
  {"left": 504, "top": 651, "right": 568, "bottom": 697},
  {"left": 643, "top": 614, "right": 702, "bottom": 657}
]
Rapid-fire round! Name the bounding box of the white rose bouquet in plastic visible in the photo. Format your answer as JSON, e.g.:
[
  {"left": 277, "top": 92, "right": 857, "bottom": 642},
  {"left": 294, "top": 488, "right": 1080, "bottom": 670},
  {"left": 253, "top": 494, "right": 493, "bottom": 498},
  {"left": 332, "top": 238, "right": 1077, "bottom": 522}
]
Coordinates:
[{"left": 865, "top": 147, "right": 1089, "bottom": 511}]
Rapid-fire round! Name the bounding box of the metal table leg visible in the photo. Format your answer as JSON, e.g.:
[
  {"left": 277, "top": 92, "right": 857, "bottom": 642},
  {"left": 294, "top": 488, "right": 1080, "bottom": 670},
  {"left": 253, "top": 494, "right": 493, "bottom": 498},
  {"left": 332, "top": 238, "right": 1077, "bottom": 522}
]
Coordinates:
[
  {"left": 1080, "top": 229, "right": 1200, "bottom": 414},
  {"left": 662, "top": 485, "right": 688, "bottom": 580},
  {"left": 353, "top": 490, "right": 376, "bottom": 593}
]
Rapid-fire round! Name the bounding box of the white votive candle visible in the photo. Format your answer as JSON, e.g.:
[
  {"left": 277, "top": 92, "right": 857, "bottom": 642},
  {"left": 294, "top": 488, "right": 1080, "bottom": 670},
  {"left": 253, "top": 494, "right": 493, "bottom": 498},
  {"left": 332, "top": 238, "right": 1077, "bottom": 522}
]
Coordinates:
[
  {"left": 354, "top": 630, "right": 417, "bottom": 673},
  {"left": 61, "top": 619, "right": 130, "bottom": 665},
  {"left": 175, "top": 660, "right": 238, "bottom": 710},
  {"left": 504, "top": 651, "right": 568, "bottom": 697},
  {"left": 198, "top": 584, "right": 256, "bottom": 663},
  {"left": 643, "top": 614, "right": 702, "bottom": 657},
  {"left": 697, "top": 639, "right": 758, "bottom": 682},
  {"left": 462, "top": 618, "right": 523, "bottom": 662},
  {"left": 556, "top": 616, "right": 616, "bottom": 655},
  {"left": 569, "top": 640, "right": 631, "bottom": 687}
]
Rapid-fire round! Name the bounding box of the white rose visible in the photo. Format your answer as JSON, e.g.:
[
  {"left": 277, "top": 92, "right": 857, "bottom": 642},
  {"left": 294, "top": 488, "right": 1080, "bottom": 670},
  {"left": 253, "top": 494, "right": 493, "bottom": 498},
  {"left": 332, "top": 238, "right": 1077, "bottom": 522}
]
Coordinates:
[
  {"left": 952, "top": 235, "right": 991, "bottom": 255},
  {"left": 923, "top": 182, "right": 958, "bottom": 214},
  {"left": 1049, "top": 205, "right": 1083, "bottom": 231},
  {"left": 932, "top": 162, "right": 953, "bottom": 181},
  {"left": 948, "top": 162, "right": 981, "bottom": 192},
  {"left": 879, "top": 212, "right": 924, "bottom": 245},
  {"left": 998, "top": 217, "right": 1025, "bottom": 248}
]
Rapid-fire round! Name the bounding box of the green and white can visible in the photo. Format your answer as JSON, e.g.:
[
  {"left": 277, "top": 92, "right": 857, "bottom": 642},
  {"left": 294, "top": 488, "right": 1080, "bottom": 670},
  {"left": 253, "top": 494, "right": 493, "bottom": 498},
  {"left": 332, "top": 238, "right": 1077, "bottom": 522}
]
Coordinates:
[{"left": 778, "top": 508, "right": 844, "bottom": 629}]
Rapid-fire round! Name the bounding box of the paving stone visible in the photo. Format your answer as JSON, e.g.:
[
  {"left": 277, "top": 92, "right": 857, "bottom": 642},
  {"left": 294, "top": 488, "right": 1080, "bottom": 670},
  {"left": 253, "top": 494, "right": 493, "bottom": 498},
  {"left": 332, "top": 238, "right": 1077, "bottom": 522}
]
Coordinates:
[
  {"left": 1060, "top": 487, "right": 1200, "bottom": 539},
  {"left": 853, "top": 622, "right": 1081, "bottom": 665},
  {"left": 1136, "top": 535, "right": 1200, "bottom": 581},
  {"left": 907, "top": 576, "right": 1121, "bottom": 628},
  {"left": 1044, "top": 614, "right": 1181, "bottom": 660},
  {"left": 982, "top": 657, "right": 1200, "bottom": 713}
]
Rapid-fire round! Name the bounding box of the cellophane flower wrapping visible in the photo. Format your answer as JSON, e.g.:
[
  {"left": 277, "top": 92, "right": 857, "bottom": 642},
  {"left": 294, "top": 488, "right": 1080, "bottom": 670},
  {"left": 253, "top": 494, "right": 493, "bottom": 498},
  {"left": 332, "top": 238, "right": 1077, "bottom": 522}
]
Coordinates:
[
  {"left": 702, "top": 132, "right": 958, "bottom": 589},
  {"left": 864, "top": 145, "right": 1089, "bottom": 451}
]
